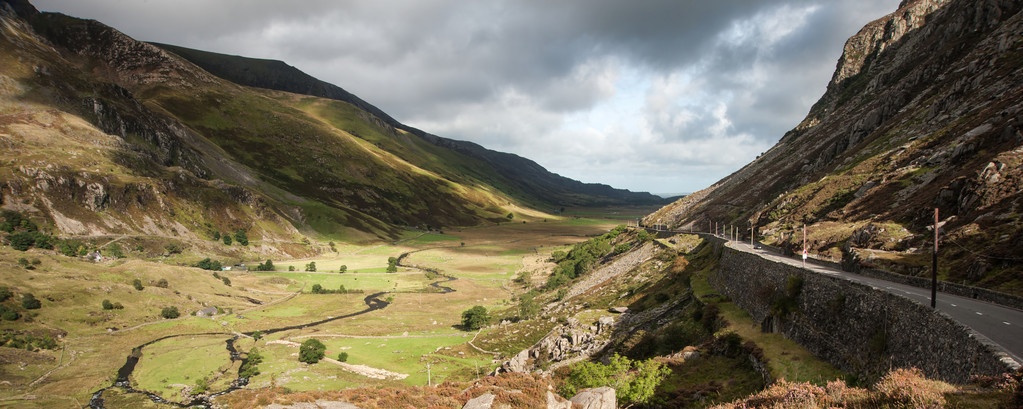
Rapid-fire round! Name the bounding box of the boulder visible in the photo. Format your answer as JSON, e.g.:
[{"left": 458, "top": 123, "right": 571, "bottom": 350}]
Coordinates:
[
  {"left": 462, "top": 393, "right": 495, "bottom": 409},
  {"left": 546, "top": 391, "right": 572, "bottom": 409},
  {"left": 608, "top": 307, "right": 628, "bottom": 314},
  {"left": 570, "top": 387, "right": 616, "bottom": 409}
]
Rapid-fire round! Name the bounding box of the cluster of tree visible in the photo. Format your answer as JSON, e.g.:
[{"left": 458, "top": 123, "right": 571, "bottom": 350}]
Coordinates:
[
  {"left": 7, "top": 231, "right": 56, "bottom": 252},
  {"left": 195, "top": 258, "right": 223, "bottom": 271},
  {"left": 254, "top": 259, "right": 275, "bottom": 271},
  {"left": 102, "top": 299, "right": 125, "bottom": 310},
  {"left": 239, "top": 348, "right": 263, "bottom": 378},
  {"left": 461, "top": 305, "right": 489, "bottom": 330},
  {"left": 0, "top": 211, "right": 57, "bottom": 252},
  {"left": 309, "top": 284, "right": 349, "bottom": 294},
  {"left": 0, "top": 332, "right": 58, "bottom": 351},
  {"left": 216, "top": 229, "right": 250, "bottom": 246},
  {"left": 545, "top": 225, "right": 628, "bottom": 290},
  {"left": 299, "top": 338, "right": 326, "bottom": 364},
  {"left": 305, "top": 262, "right": 316, "bottom": 272},
  {"left": 560, "top": 354, "right": 670, "bottom": 406},
  {"left": 386, "top": 257, "right": 398, "bottom": 273},
  {"left": 161, "top": 306, "right": 180, "bottom": 319}
]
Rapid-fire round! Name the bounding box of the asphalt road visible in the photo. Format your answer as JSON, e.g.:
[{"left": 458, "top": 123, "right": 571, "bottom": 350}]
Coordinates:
[{"left": 723, "top": 240, "right": 1023, "bottom": 366}]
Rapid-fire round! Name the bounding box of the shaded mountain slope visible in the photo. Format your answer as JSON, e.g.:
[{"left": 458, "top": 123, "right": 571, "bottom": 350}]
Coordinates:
[
  {"left": 646, "top": 0, "right": 1023, "bottom": 294},
  {"left": 151, "top": 42, "right": 666, "bottom": 207},
  {"left": 0, "top": 0, "right": 659, "bottom": 252}
]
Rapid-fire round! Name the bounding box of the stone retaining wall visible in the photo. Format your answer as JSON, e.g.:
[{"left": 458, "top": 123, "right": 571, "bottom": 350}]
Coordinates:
[{"left": 713, "top": 246, "right": 1015, "bottom": 383}]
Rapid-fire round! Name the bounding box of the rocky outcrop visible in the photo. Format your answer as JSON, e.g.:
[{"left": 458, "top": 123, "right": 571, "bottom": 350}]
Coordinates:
[
  {"left": 461, "top": 393, "right": 495, "bottom": 409},
  {"left": 496, "top": 315, "right": 616, "bottom": 374},
  {"left": 646, "top": 0, "right": 1023, "bottom": 294}
]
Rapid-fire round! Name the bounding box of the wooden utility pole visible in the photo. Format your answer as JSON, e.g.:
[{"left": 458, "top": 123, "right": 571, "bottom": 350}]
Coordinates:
[
  {"left": 427, "top": 362, "right": 432, "bottom": 386},
  {"left": 751, "top": 225, "right": 754, "bottom": 248},
  {"left": 802, "top": 224, "right": 808, "bottom": 268},
  {"left": 932, "top": 208, "right": 939, "bottom": 308}
]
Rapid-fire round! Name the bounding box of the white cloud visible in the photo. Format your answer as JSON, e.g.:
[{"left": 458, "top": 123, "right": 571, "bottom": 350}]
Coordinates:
[{"left": 32, "top": 0, "right": 904, "bottom": 193}]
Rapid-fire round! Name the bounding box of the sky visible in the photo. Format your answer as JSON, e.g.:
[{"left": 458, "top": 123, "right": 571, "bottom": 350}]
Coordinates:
[{"left": 34, "top": 0, "right": 903, "bottom": 195}]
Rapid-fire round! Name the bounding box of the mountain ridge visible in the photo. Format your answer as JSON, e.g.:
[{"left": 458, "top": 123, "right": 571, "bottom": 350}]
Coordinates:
[{"left": 646, "top": 0, "right": 1023, "bottom": 295}]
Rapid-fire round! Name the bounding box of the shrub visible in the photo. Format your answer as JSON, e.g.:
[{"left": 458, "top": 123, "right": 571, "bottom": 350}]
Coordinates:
[
  {"left": 107, "top": 243, "right": 124, "bottom": 258},
  {"left": 251, "top": 331, "right": 263, "bottom": 341},
  {"left": 21, "top": 293, "right": 41, "bottom": 309},
  {"left": 288, "top": 265, "right": 296, "bottom": 271},
  {"left": 9, "top": 232, "right": 35, "bottom": 251},
  {"left": 164, "top": 243, "right": 182, "bottom": 254},
  {"left": 305, "top": 262, "right": 316, "bottom": 272},
  {"left": 0, "top": 287, "right": 10, "bottom": 302},
  {"left": 132, "top": 278, "right": 144, "bottom": 291},
  {"left": 102, "top": 299, "right": 114, "bottom": 310},
  {"left": 461, "top": 306, "right": 489, "bottom": 330},
  {"left": 338, "top": 265, "right": 347, "bottom": 274},
  {"left": 161, "top": 306, "right": 180, "bottom": 319},
  {"left": 222, "top": 235, "right": 232, "bottom": 245},
  {"left": 221, "top": 276, "right": 231, "bottom": 286},
  {"left": 255, "top": 260, "right": 275, "bottom": 271},
  {"left": 155, "top": 278, "right": 169, "bottom": 288},
  {"left": 311, "top": 284, "right": 323, "bottom": 294},
  {"left": 338, "top": 351, "right": 349, "bottom": 362},
  {"left": 1, "top": 307, "right": 19, "bottom": 321},
  {"left": 299, "top": 338, "right": 326, "bottom": 364},
  {"left": 561, "top": 354, "right": 670, "bottom": 406}
]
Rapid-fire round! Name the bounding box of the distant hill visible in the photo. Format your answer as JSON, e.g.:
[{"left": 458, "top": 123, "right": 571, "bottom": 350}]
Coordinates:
[
  {"left": 646, "top": 0, "right": 1023, "bottom": 295},
  {"left": 0, "top": 0, "right": 662, "bottom": 252},
  {"left": 151, "top": 42, "right": 666, "bottom": 208}
]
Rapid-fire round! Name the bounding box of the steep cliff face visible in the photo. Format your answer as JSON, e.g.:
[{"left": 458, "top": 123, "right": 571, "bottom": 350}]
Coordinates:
[{"left": 647, "top": 0, "right": 1023, "bottom": 294}]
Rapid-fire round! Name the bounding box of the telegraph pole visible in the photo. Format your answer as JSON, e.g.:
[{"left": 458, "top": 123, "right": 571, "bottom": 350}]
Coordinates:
[
  {"left": 932, "top": 208, "right": 939, "bottom": 308},
  {"left": 802, "top": 224, "right": 807, "bottom": 268}
]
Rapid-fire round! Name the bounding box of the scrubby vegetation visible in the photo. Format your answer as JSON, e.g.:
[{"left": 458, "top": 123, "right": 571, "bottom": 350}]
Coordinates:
[{"left": 560, "top": 354, "right": 670, "bottom": 406}]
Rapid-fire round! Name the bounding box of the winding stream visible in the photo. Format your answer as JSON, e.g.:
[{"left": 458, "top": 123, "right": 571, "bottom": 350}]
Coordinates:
[{"left": 88, "top": 252, "right": 457, "bottom": 408}]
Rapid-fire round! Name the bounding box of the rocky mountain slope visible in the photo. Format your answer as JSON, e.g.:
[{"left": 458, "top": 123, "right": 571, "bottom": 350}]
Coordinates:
[
  {"left": 0, "top": 0, "right": 662, "bottom": 252},
  {"left": 647, "top": 0, "right": 1023, "bottom": 295}
]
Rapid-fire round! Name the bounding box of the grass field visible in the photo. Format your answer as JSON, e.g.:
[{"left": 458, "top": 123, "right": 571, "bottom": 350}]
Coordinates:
[{"left": 0, "top": 210, "right": 651, "bottom": 407}]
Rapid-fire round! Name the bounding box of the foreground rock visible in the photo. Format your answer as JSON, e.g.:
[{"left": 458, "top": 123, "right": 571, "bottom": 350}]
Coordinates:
[{"left": 570, "top": 387, "right": 616, "bottom": 409}]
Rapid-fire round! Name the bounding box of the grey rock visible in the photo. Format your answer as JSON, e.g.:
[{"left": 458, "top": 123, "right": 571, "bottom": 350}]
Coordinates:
[
  {"left": 462, "top": 393, "right": 496, "bottom": 409},
  {"left": 570, "top": 387, "right": 616, "bottom": 409},
  {"left": 546, "top": 390, "right": 572, "bottom": 409}
]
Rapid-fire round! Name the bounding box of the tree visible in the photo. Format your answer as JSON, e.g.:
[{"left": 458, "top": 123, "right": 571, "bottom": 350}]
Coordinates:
[
  {"left": 288, "top": 265, "right": 296, "bottom": 271},
  {"left": 102, "top": 299, "right": 114, "bottom": 310},
  {"left": 195, "top": 258, "right": 222, "bottom": 271},
  {"left": 461, "top": 306, "right": 489, "bottom": 330},
  {"left": 240, "top": 348, "right": 263, "bottom": 378},
  {"left": 338, "top": 265, "right": 347, "bottom": 274},
  {"left": 311, "top": 284, "right": 323, "bottom": 294},
  {"left": 561, "top": 354, "right": 670, "bottom": 406},
  {"left": 506, "top": 212, "right": 514, "bottom": 220},
  {"left": 305, "top": 261, "right": 316, "bottom": 272},
  {"left": 161, "top": 306, "right": 180, "bottom": 319},
  {"left": 299, "top": 338, "right": 326, "bottom": 364},
  {"left": 386, "top": 257, "right": 398, "bottom": 273},
  {"left": 519, "top": 292, "right": 540, "bottom": 319},
  {"left": 212, "top": 231, "right": 221, "bottom": 241},
  {"left": 256, "top": 259, "right": 275, "bottom": 271},
  {"left": 132, "top": 279, "right": 144, "bottom": 291},
  {"left": 251, "top": 331, "right": 263, "bottom": 340},
  {"left": 222, "top": 234, "right": 232, "bottom": 245},
  {"left": 337, "top": 351, "right": 349, "bottom": 362},
  {"left": 234, "top": 230, "right": 249, "bottom": 246},
  {"left": 21, "top": 293, "right": 41, "bottom": 310}
]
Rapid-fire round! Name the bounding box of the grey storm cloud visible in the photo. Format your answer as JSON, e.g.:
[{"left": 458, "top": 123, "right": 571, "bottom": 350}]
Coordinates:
[{"left": 32, "top": 0, "right": 904, "bottom": 193}]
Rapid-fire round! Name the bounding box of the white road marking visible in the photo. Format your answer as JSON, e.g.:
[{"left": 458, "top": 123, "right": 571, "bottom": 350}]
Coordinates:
[
  {"left": 1005, "top": 322, "right": 1012, "bottom": 325},
  {"left": 951, "top": 304, "right": 957, "bottom": 307},
  {"left": 976, "top": 312, "right": 984, "bottom": 316}
]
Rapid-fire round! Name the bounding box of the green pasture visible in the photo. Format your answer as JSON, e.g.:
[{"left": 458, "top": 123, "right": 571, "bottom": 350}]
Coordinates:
[
  {"left": 132, "top": 334, "right": 238, "bottom": 401},
  {"left": 251, "top": 271, "right": 432, "bottom": 292}
]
